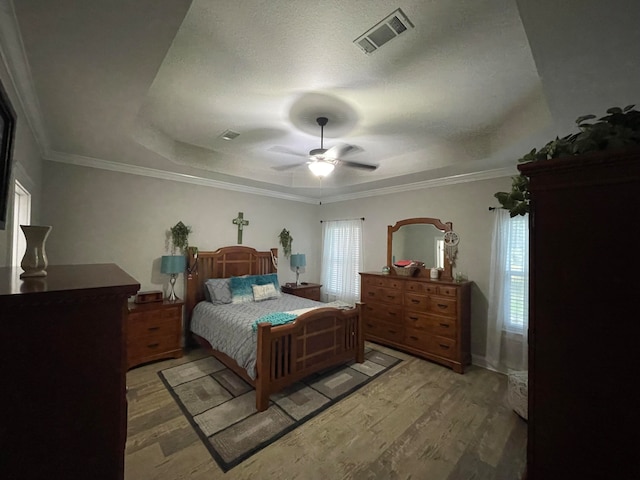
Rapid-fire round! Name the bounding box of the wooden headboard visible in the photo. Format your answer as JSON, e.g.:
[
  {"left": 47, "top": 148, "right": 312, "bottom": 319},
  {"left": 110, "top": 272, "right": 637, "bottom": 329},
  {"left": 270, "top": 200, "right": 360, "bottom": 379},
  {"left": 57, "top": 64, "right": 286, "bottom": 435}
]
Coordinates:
[{"left": 184, "top": 246, "right": 278, "bottom": 342}]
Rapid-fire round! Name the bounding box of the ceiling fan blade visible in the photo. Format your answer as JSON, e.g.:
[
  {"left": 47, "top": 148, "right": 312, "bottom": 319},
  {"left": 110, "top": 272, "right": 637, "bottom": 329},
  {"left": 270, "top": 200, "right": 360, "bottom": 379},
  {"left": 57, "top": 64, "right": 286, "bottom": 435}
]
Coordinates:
[
  {"left": 339, "top": 159, "right": 378, "bottom": 171},
  {"left": 271, "top": 161, "right": 307, "bottom": 171},
  {"left": 324, "top": 143, "right": 363, "bottom": 159},
  {"left": 268, "top": 145, "right": 307, "bottom": 158}
]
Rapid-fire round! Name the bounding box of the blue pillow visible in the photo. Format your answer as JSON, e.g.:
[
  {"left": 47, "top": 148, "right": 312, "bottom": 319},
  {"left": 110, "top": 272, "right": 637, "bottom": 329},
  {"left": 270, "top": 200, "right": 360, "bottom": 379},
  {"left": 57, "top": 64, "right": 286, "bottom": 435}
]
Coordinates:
[{"left": 230, "top": 273, "right": 281, "bottom": 304}]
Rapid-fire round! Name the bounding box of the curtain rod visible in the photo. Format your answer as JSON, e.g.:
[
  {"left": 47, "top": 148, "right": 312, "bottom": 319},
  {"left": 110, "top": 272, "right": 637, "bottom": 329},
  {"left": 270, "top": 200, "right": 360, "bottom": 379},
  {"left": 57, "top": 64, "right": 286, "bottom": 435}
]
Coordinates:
[
  {"left": 488, "top": 207, "right": 497, "bottom": 211},
  {"left": 320, "top": 217, "right": 365, "bottom": 223}
]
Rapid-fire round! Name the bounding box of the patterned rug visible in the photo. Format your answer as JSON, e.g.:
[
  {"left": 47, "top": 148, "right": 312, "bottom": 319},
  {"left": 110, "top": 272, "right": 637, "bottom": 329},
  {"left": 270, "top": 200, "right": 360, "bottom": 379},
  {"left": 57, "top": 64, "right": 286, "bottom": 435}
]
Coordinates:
[{"left": 158, "top": 346, "right": 402, "bottom": 472}]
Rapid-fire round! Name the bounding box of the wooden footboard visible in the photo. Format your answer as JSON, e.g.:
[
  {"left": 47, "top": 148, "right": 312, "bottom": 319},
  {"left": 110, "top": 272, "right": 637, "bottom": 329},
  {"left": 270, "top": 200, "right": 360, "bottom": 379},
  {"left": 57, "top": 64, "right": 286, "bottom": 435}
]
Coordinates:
[{"left": 255, "top": 304, "right": 364, "bottom": 411}]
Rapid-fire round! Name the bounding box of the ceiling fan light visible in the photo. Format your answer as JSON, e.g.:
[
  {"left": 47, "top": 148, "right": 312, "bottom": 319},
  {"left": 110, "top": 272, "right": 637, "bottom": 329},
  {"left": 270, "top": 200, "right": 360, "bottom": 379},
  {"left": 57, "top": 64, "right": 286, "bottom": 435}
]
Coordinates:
[{"left": 308, "top": 161, "right": 335, "bottom": 177}]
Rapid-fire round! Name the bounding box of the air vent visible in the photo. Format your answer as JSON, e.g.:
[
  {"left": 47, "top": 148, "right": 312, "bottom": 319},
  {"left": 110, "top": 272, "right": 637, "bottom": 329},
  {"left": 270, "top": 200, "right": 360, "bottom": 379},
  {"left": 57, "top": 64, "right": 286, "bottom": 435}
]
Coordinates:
[
  {"left": 353, "top": 8, "right": 414, "bottom": 55},
  {"left": 220, "top": 129, "right": 240, "bottom": 140}
]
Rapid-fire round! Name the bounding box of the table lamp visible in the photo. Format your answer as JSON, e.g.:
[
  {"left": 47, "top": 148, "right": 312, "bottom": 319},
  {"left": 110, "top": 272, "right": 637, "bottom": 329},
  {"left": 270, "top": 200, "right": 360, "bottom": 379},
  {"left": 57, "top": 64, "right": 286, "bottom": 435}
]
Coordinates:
[
  {"left": 161, "top": 255, "right": 186, "bottom": 301},
  {"left": 290, "top": 253, "right": 306, "bottom": 286}
]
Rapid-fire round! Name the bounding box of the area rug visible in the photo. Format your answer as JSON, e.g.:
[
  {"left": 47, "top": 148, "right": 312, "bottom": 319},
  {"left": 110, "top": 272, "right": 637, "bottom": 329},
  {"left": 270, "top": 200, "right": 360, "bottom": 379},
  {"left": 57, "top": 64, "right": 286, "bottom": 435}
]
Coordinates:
[{"left": 158, "top": 347, "right": 402, "bottom": 472}]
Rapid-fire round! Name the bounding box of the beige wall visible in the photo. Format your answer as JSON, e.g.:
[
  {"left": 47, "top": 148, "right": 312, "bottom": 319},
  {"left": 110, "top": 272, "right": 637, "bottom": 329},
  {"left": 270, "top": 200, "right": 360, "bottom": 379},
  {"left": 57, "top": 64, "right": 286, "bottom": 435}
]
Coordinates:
[
  {"left": 0, "top": 61, "right": 43, "bottom": 267},
  {"left": 42, "top": 160, "right": 514, "bottom": 363}
]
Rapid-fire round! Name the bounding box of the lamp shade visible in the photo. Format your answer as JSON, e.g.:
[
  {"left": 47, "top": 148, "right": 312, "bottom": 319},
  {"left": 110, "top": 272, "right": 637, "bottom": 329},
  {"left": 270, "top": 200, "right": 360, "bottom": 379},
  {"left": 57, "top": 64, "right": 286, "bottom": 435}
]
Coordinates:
[
  {"left": 290, "top": 254, "right": 306, "bottom": 268},
  {"left": 308, "top": 161, "right": 334, "bottom": 177},
  {"left": 161, "top": 255, "right": 186, "bottom": 274}
]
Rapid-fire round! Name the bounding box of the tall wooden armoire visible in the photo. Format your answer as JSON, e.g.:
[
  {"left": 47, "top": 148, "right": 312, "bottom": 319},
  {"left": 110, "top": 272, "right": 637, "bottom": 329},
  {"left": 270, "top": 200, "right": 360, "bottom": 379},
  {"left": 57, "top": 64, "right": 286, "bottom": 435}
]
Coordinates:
[{"left": 520, "top": 149, "right": 640, "bottom": 479}]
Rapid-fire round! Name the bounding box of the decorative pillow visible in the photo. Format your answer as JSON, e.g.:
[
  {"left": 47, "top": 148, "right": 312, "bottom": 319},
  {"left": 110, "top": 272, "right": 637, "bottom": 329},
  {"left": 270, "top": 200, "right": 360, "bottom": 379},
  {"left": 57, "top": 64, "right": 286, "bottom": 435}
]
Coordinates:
[
  {"left": 252, "top": 283, "right": 279, "bottom": 302},
  {"left": 230, "top": 276, "right": 256, "bottom": 304},
  {"left": 205, "top": 278, "right": 233, "bottom": 305},
  {"left": 230, "top": 273, "right": 282, "bottom": 304}
]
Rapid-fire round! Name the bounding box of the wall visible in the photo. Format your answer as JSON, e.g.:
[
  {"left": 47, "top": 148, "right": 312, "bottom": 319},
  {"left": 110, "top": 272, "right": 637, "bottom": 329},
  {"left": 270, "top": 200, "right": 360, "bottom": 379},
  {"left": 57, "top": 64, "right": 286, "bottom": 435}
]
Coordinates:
[
  {"left": 0, "top": 57, "right": 43, "bottom": 267},
  {"left": 41, "top": 161, "right": 320, "bottom": 299},
  {"left": 42, "top": 160, "right": 513, "bottom": 363}
]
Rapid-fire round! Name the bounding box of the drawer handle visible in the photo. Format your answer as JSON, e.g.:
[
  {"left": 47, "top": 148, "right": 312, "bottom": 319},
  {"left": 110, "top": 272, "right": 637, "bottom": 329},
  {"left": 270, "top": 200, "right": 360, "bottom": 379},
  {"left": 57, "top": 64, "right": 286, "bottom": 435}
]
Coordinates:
[
  {"left": 409, "top": 316, "right": 418, "bottom": 321},
  {"left": 366, "top": 323, "right": 374, "bottom": 328},
  {"left": 437, "top": 303, "right": 448, "bottom": 309},
  {"left": 439, "top": 344, "right": 450, "bottom": 349},
  {"left": 410, "top": 335, "right": 419, "bottom": 341},
  {"left": 411, "top": 299, "right": 420, "bottom": 304},
  {"left": 386, "top": 295, "right": 396, "bottom": 300},
  {"left": 439, "top": 323, "right": 450, "bottom": 328},
  {"left": 147, "top": 343, "right": 160, "bottom": 349},
  {"left": 388, "top": 329, "right": 397, "bottom": 334},
  {"left": 148, "top": 326, "right": 160, "bottom": 331},
  {"left": 367, "top": 292, "right": 375, "bottom": 297},
  {"left": 388, "top": 311, "right": 397, "bottom": 316}
]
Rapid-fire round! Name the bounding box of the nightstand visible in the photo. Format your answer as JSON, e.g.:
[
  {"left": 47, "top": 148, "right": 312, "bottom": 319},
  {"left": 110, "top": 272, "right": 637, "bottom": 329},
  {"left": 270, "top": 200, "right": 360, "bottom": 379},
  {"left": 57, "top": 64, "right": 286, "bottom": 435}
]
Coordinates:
[
  {"left": 281, "top": 282, "right": 322, "bottom": 301},
  {"left": 126, "top": 299, "right": 183, "bottom": 369}
]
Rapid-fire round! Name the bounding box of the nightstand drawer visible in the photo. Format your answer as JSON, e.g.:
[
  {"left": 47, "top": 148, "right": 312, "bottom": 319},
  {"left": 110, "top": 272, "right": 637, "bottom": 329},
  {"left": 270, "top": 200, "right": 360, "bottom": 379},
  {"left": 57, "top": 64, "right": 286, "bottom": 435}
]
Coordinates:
[
  {"left": 127, "top": 334, "right": 181, "bottom": 366},
  {"left": 128, "top": 313, "right": 181, "bottom": 338}
]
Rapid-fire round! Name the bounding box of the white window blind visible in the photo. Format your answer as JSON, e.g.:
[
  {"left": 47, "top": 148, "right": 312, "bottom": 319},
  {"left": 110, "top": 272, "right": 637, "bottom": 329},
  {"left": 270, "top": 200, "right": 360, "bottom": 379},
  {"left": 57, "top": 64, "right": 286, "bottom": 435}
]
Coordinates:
[{"left": 321, "top": 219, "right": 363, "bottom": 305}]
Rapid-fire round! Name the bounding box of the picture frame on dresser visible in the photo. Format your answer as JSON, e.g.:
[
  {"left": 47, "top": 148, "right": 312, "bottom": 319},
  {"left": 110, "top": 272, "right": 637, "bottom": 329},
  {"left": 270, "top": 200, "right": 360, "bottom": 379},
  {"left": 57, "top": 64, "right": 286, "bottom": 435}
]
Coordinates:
[{"left": 0, "top": 77, "right": 17, "bottom": 231}]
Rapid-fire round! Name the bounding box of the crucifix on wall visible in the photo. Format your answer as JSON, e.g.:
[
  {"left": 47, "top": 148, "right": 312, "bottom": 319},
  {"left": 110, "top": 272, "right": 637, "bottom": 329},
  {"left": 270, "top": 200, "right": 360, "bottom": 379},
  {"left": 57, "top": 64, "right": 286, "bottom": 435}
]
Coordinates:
[{"left": 232, "top": 212, "right": 249, "bottom": 244}]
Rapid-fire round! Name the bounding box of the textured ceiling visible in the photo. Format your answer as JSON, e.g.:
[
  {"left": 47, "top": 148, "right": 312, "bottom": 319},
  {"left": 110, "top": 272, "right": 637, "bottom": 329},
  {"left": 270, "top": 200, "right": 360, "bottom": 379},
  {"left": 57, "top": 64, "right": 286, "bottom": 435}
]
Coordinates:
[{"left": 7, "top": 0, "right": 640, "bottom": 200}]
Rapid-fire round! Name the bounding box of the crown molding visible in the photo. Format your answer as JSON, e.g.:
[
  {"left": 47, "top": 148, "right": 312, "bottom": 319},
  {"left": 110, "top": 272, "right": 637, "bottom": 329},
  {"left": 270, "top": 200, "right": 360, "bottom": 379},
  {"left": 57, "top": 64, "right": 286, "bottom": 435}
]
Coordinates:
[
  {"left": 46, "top": 149, "right": 517, "bottom": 206},
  {"left": 319, "top": 167, "right": 517, "bottom": 204},
  {"left": 0, "top": 0, "right": 49, "bottom": 152},
  {"left": 44, "top": 150, "right": 320, "bottom": 204}
]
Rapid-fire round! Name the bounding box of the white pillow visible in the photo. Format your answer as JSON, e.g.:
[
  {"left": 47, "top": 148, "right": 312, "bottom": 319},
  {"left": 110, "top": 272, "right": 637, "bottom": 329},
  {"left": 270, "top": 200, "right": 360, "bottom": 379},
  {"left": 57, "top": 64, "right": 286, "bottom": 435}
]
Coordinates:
[{"left": 252, "top": 283, "right": 279, "bottom": 302}]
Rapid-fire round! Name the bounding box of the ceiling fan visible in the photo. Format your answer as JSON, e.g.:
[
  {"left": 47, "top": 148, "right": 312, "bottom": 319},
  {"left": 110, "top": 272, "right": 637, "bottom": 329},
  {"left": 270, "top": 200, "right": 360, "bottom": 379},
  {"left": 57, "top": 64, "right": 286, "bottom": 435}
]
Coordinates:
[{"left": 271, "top": 117, "right": 378, "bottom": 177}]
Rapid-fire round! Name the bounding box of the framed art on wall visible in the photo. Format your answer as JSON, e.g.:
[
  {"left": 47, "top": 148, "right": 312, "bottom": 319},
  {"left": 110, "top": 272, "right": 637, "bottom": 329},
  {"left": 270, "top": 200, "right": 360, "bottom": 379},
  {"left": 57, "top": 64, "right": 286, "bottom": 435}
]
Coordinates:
[{"left": 0, "top": 77, "right": 17, "bottom": 230}]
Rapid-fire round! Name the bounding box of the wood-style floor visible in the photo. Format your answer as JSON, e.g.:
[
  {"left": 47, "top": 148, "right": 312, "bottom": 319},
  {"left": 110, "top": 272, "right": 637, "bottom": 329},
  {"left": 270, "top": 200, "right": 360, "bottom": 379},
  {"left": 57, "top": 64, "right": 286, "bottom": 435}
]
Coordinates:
[{"left": 125, "top": 343, "right": 527, "bottom": 479}]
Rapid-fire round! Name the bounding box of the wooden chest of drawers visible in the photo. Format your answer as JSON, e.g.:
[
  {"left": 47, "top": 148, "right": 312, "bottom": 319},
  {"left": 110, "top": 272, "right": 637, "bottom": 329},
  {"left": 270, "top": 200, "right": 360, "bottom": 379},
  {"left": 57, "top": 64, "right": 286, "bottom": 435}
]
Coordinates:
[
  {"left": 360, "top": 272, "right": 471, "bottom": 373},
  {"left": 127, "top": 299, "right": 183, "bottom": 369}
]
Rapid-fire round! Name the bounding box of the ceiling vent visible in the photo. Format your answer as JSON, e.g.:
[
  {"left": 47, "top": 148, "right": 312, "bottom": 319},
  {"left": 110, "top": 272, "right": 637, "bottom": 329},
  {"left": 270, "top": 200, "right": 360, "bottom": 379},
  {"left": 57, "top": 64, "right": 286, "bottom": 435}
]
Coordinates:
[
  {"left": 220, "top": 129, "right": 240, "bottom": 140},
  {"left": 353, "top": 8, "right": 414, "bottom": 55}
]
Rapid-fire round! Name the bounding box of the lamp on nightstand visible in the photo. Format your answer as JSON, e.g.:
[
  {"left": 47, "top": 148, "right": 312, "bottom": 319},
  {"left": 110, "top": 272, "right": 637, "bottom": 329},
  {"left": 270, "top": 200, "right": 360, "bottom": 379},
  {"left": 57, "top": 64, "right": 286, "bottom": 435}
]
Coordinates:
[
  {"left": 290, "top": 253, "right": 306, "bottom": 286},
  {"left": 161, "top": 255, "right": 186, "bottom": 302}
]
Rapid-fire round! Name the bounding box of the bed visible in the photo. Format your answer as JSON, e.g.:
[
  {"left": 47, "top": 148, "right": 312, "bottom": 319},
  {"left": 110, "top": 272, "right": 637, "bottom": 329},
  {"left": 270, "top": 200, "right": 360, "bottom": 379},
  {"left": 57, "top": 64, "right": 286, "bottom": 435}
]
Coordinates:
[{"left": 184, "top": 246, "right": 365, "bottom": 412}]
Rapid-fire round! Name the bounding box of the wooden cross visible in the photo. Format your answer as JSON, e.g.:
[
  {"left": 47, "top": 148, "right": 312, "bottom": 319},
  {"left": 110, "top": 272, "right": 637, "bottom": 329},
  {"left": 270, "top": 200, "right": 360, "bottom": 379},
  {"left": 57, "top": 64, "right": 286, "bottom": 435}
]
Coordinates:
[{"left": 232, "top": 212, "right": 249, "bottom": 244}]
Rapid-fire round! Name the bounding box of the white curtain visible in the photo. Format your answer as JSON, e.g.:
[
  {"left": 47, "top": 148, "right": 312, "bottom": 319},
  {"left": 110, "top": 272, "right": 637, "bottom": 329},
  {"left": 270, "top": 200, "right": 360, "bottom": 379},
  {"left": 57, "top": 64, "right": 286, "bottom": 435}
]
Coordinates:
[
  {"left": 321, "top": 219, "right": 363, "bottom": 305},
  {"left": 486, "top": 209, "right": 529, "bottom": 373}
]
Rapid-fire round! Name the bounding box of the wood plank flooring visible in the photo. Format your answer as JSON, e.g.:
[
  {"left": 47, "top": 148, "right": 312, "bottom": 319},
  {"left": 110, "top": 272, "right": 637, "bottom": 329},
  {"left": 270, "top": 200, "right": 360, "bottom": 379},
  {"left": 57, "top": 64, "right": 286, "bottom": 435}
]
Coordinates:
[{"left": 125, "top": 343, "right": 526, "bottom": 479}]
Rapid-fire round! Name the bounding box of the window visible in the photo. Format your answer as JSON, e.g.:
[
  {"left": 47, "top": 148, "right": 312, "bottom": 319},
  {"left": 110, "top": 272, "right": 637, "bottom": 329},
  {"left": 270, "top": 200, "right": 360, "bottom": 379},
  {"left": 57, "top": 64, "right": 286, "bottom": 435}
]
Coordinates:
[
  {"left": 11, "top": 180, "right": 31, "bottom": 266},
  {"left": 320, "top": 219, "right": 363, "bottom": 305},
  {"left": 502, "top": 214, "right": 528, "bottom": 332}
]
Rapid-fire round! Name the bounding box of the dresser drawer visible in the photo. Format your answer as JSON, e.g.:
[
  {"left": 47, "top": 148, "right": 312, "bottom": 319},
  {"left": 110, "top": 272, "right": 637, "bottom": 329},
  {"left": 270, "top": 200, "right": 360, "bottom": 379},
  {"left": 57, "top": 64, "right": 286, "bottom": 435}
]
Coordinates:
[
  {"left": 364, "top": 317, "right": 404, "bottom": 343},
  {"left": 404, "top": 312, "right": 457, "bottom": 338},
  {"left": 426, "top": 296, "right": 457, "bottom": 316},
  {"left": 362, "top": 275, "right": 403, "bottom": 290},
  {"left": 404, "top": 293, "right": 429, "bottom": 311},
  {"left": 414, "top": 283, "right": 458, "bottom": 297},
  {"left": 362, "top": 302, "right": 403, "bottom": 323},
  {"left": 362, "top": 285, "right": 403, "bottom": 305},
  {"left": 405, "top": 329, "right": 457, "bottom": 359}
]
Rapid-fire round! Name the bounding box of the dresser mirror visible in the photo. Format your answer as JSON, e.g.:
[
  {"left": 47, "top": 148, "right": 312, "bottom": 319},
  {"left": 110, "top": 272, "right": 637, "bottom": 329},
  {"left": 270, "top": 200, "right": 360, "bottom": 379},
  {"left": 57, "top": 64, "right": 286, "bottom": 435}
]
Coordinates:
[{"left": 387, "top": 217, "right": 454, "bottom": 281}]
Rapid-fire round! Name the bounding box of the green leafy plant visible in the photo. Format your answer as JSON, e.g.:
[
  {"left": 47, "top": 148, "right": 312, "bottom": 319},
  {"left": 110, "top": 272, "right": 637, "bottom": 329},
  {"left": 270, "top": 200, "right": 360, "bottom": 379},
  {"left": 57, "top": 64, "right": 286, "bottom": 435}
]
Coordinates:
[
  {"left": 169, "top": 221, "right": 192, "bottom": 254},
  {"left": 278, "top": 228, "right": 293, "bottom": 258},
  {"left": 495, "top": 105, "right": 640, "bottom": 216}
]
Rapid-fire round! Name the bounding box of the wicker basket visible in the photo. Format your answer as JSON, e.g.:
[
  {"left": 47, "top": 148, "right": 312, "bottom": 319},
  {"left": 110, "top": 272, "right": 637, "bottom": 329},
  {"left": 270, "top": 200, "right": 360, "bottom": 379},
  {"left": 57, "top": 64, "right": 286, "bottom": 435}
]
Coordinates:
[{"left": 395, "top": 266, "right": 418, "bottom": 277}]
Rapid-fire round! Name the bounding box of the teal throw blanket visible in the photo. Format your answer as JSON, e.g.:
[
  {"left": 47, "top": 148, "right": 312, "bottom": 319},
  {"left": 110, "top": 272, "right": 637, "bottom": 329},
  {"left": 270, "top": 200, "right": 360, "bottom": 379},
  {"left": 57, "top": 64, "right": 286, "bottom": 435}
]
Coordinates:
[{"left": 252, "top": 312, "right": 297, "bottom": 332}]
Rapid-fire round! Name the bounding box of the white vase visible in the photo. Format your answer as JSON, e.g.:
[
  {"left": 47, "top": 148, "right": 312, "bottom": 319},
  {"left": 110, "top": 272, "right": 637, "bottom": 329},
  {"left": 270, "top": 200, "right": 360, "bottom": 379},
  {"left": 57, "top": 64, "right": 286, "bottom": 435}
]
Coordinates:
[{"left": 20, "top": 225, "right": 52, "bottom": 279}]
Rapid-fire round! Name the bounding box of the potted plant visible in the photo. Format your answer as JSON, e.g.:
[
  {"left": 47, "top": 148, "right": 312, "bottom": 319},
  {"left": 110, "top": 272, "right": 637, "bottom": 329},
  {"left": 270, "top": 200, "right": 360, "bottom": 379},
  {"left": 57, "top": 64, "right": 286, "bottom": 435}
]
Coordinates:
[
  {"left": 278, "top": 228, "right": 293, "bottom": 258},
  {"left": 169, "top": 221, "right": 192, "bottom": 254},
  {"left": 495, "top": 105, "right": 640, "bottom": 216}
]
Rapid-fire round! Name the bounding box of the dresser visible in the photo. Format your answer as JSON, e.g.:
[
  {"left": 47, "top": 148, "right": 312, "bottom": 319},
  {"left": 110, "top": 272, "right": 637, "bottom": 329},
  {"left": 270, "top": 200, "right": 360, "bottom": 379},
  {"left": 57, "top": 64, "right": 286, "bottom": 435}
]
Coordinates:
[
  {"left": 520, "top": 149, "right": 640, "bottom": 479},
  {"left": 360, "top": 272, "right": 471, "bottom": 373},
  {"left": 0, "top": 264, "right": 139, "bottom": 480},
  {"left": 281, "top": 282, "right": 322, "bottom": 301},
  {"left": 127, "top": 299, "right": 183, "bottom": 369}
]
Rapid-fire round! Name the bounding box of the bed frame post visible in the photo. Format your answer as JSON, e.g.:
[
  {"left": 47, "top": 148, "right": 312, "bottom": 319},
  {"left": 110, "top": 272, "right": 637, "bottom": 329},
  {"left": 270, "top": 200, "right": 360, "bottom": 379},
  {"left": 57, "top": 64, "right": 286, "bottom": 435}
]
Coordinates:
[
  {"left": 255, "top": 322, "right": 272, "bottom": 412},
  {"left": 356, "top": 302, "right": 365, "bottom": 363}
]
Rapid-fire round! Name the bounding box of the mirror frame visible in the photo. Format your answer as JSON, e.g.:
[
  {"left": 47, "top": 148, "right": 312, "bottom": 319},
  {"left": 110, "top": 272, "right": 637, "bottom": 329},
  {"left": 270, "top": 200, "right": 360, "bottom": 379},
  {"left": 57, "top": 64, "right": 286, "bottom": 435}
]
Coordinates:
[{"left": 387, "top": 217, "right": 454, "bottom": 281}]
